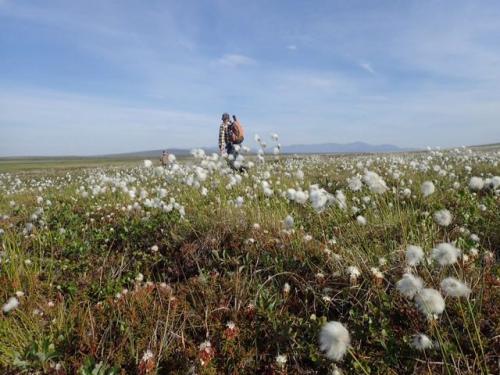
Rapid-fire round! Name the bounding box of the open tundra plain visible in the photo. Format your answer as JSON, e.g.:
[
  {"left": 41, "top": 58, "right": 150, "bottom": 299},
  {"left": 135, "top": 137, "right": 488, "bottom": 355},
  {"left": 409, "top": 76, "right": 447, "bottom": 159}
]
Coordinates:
[{"left": 0, "top": 147, "right": 499, "bottom": 374}]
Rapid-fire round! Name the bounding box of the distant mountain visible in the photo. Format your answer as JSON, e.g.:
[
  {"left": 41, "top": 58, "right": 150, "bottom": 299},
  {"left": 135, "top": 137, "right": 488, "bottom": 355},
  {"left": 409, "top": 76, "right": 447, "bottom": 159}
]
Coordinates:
[
  {"left": 98, "top": 148, "right": 201, "bottom": 158},
  {"left": 98, "top": 142, "right": 412, "bottom": 159}
]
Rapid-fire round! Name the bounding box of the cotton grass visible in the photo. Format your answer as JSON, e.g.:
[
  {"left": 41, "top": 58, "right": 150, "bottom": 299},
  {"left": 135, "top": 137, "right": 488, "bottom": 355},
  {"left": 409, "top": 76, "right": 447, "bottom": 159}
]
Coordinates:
[
  {"left": 405, "top": 245, "right": 424, "bottom": 266},
  {"left": 2, "top": 297, "right": 19, "bottom": 313},
  {"left": 319, "top": 321, "right": 351, "bottom": 361},
  {"left": 440, "top": 277, "right": 471, "bottom": 298},
  {"left": 433, "top": 209, "right": 452, "bottom": 227},
  {"left": 432, "top": 243, "right": 461, "bottom": 266},
  {"left": 396, "top": 273, "right": 424, "bottom": 299},
  {"left": 411, "top": 333, "right": 434, "bottom": 351},
  {"left": 415, "top": 288, "right": 445, "bottom": 318},
  {"left": 421, "top": 181, "right": 435, "bottom": 197}
]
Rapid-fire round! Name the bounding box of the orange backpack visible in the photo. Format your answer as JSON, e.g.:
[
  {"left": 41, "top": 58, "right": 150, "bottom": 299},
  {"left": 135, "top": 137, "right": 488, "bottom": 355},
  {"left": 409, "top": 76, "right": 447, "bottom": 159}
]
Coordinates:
[{"left": 230, "top": 116, "right": 245, "bottom": 144}]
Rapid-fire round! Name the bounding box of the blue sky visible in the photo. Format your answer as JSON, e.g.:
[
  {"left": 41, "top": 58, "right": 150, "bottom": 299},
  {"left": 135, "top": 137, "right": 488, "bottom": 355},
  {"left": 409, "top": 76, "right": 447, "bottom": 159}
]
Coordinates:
[{"left": 1, "top": 0, "right": 500, "bottom": 156}]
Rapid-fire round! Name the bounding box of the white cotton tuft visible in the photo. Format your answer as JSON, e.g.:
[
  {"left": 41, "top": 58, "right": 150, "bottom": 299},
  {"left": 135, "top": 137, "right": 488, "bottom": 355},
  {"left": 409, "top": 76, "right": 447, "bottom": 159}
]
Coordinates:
[
  {"left": 411, "top": 334, "right": 434, "bottom": 351},
  {"left": 319, "top": 321, "right": 351, "bottom": 361},
  {"left": 347, "top": 266, "right": 361, "bottom": 278},
  {"left": 362, "top": 171, "right": 388, "bottom": 194},
  {"left": 415, "top": 288, "right": 445, "bottom": 318},
  {"left": 433, "top": 209, "right": 452, "bottom": 227},
  {"left": 2, "top": 297, "right": 19, "bottom": 313},
  {"left": 406, "top": 245, "right": 424, "bottom": 266},
  {"left": 334, "top": 190, "right": 347, "bottom": 210},
  {"left": 347, "top": 177, "right": 362, "bottom": 192},
  {"left": 235, "top": 196, "right": 244, "bottom": 208},
  {"left": 356, "top": 215, "right": 367, "bottom": 225},
  {"left": 294, "top": 190, "right": 308, "bottom": 204},
  {"left": 309, "top": 185, "right": 331, "bottom": 212},
  {"left": 275, "top": 354, "right": 287, "bottom": 367},
  {"left": 468, "top": 177, "right": 484, "bottom": 191},
  {"left": 143, "top": 160, "right": 153, "bottom": 168},
  {"left": 432, "top": 243, "right": 461, "bottom": 266},
  {"left": 421, "top": 181, "right": 435, "bottom": 197},
  {"left": 396, "top": 273, "right": 424, "bottom": 299},
  {"left": 440, "top": 277, "right": 471, "bottom": 298}
]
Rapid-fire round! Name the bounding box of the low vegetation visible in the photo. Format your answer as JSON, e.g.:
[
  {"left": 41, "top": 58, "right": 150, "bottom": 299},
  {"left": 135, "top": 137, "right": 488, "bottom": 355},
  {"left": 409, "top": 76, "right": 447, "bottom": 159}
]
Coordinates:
[{"left": 0, "top": 144, "right": 499, "bottom": 374}]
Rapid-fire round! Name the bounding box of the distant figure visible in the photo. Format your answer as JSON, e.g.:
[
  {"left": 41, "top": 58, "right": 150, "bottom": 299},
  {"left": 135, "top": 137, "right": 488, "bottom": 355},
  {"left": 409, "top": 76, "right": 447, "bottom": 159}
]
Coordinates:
[
  {"left": 218, "top": 113, "right": 245, "bottom": 172},
  {"left": 218, "top": 113, "right": 232, "bottom": 157},
  {"left": 160, "top": 150, "right": 169, "bottom": 167}
]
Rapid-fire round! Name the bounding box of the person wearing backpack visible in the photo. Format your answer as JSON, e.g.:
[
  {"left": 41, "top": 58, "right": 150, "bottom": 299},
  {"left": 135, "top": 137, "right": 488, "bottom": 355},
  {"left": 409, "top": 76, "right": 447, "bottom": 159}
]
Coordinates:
[{"left": 218, "top": 113, "right": 245, "bottom": 171}]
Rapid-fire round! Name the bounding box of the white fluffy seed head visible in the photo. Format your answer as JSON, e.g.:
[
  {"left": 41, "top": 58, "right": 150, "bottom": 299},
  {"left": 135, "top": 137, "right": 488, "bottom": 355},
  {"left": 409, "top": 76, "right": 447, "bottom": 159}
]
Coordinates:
[
  {"left": 411, "top": 333, "right": 434, "bottom": 351},
  {"left": 433, "top": 209, "right": 452, "bottom": 227},
  {"left": 415, "top": 288, "right": 445, "bottom": 318},
  {"left": 396, "top": 273, "right": 424, "bottom": 299},
  {"left": 362, "top": 171, "right": 388, "bottom": 194},
  {"left": 432, "top": 243, "right": 461, "bottom": 266},
  {"left": 421, "top": 181, "right": 435, "bottom": 197},
  {"left": 2, "top": 297, "right": 19, "bottom": 313},
  {"left": 347, "top": 177, "right": 362, "bottom": 192},
  {"left": 406, "top": 245, "right": 424, "bottom": 266},
  {"left": 440, "top": 277, "right": 471, "bottom": 298},
  {"left": 356, "top": 215, "right": 367, "bottom": 226},
  {"left": 469, "top": 177, "right": 484, "bottom": 191},
  {"left": 319, "top": 321, "right": 351, "bottom": 361}
]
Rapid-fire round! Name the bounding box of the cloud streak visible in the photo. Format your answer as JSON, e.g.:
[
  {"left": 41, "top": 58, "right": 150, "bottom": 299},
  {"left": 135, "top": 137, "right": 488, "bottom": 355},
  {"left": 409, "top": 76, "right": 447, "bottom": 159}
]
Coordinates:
[
  {"left": 217, "top": 54, "right": 257, "bottom": 67},
  {"left": 359, "top": 62, "right": 375, "bottom": 75}
]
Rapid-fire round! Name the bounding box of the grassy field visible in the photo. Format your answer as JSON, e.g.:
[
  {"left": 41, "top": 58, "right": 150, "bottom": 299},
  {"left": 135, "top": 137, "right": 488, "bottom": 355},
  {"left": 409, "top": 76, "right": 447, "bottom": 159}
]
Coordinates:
[{"left": 0, "top": 148, "right": 499, "bottom": 374}]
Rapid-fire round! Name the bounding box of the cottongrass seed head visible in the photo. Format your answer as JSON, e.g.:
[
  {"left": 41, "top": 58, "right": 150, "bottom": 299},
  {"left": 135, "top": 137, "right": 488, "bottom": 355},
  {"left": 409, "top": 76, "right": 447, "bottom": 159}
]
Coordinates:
[
  {"left": 469, "top": 176, "right": 484, "bottom": 191},
  {"left": 421, "top": 181, "right": 435, "bottom": 197},
  {"left": 2, "top": 297, "right": 19, "bottom": 313},
  {"left": 432, "top": 243, "right": 461, "bottom": 266},
  {"left": 440, "top": 277, "right": 471, "bottom": 298},
  {"left": 396, "top": 273, "right": 424, "bottom": 299},
  {"left": 406, "top": 245, "right": 424, "bottom": 266},
  {"left": 411, "top": 333, "right": 434, "bottom": 351},
  {"left": 415, "top": 288, "right": 445, "bottom": 318},
  {"left": 275, "top": 354, "right": 287, "bottom": 368},
  {"left": 433, "top": 209, "right": 452, "bottom": 227},
  {"left": 356, "top": 215, "right": 367, "bottom": 225},
  {"left": 319, "top": 321, "right": 351, "bottom": 361}
]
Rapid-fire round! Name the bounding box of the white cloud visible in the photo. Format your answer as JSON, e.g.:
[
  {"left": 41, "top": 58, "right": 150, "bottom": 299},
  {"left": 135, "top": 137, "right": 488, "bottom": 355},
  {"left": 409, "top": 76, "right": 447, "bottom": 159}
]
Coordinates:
[
  {"left": 359, "top": 62, "right": 375, "bottom": 74},
  {"left": 217, "top": 54, "right": 256, "bottom": 67}
]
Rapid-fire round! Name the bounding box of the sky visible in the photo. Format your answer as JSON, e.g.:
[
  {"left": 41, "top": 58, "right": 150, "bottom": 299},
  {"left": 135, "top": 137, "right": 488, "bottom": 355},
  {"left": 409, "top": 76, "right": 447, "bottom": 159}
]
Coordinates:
[{"left": 1, "top": 0, "right": 500, "bottom": 156}]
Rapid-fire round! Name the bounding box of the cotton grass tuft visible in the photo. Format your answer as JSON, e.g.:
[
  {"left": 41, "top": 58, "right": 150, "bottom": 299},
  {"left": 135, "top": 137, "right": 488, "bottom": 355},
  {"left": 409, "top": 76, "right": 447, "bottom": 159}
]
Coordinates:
[
  {"left": 432, "top": 243, "right": 461, "bottom": 266},
  {"left": 440, "top": 277, "right": 471, "bottom": 298},
  {"left": 433, "top": 209, "right": 452, "bottom": 227},
  {"left": 319, "top": 321, "right": 351, "bottom": 361},
  {"left": 421, "top": 181, "right": 435, "bottom": 197},
  {"left": 415, "top": 288, "right": 445, "bottom": 318},
  {"left": 405, "top": 245, "right": 424, "bottom": 266},
  {"left": 396, "top": 273, "right": 424, "bottom": 299},
  {"left": 2, "top": 297, "right": 19, "bottom": 313}
]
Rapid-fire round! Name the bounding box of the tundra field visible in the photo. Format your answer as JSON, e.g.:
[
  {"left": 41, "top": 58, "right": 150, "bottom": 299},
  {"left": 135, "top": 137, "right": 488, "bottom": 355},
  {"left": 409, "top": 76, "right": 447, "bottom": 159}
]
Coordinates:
[{"left": 0, "top": 146, "right": 499, "bottom": 374}]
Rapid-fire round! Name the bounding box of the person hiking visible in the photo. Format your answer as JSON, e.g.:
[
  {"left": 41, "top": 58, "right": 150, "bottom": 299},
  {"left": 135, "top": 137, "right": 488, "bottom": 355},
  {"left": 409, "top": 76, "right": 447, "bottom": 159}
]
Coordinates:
[
  {"left": 160, "top": 150, "right": 169, "bottom": 167},
  {"left": 218, "top": 113, "right": 246, "bottom": 171}
]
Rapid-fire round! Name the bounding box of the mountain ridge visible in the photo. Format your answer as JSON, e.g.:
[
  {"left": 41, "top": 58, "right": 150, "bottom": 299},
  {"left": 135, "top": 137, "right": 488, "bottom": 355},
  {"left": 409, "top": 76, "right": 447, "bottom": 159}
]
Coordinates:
[{"left": 96, "top": 141, "right": 414, "bottom": 158}]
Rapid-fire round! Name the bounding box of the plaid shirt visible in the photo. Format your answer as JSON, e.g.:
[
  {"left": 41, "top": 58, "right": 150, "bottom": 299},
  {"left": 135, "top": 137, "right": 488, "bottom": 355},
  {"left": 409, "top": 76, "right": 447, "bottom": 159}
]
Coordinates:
[{"left": 218, "top": 121, "right": 232, "bottom": 154}]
